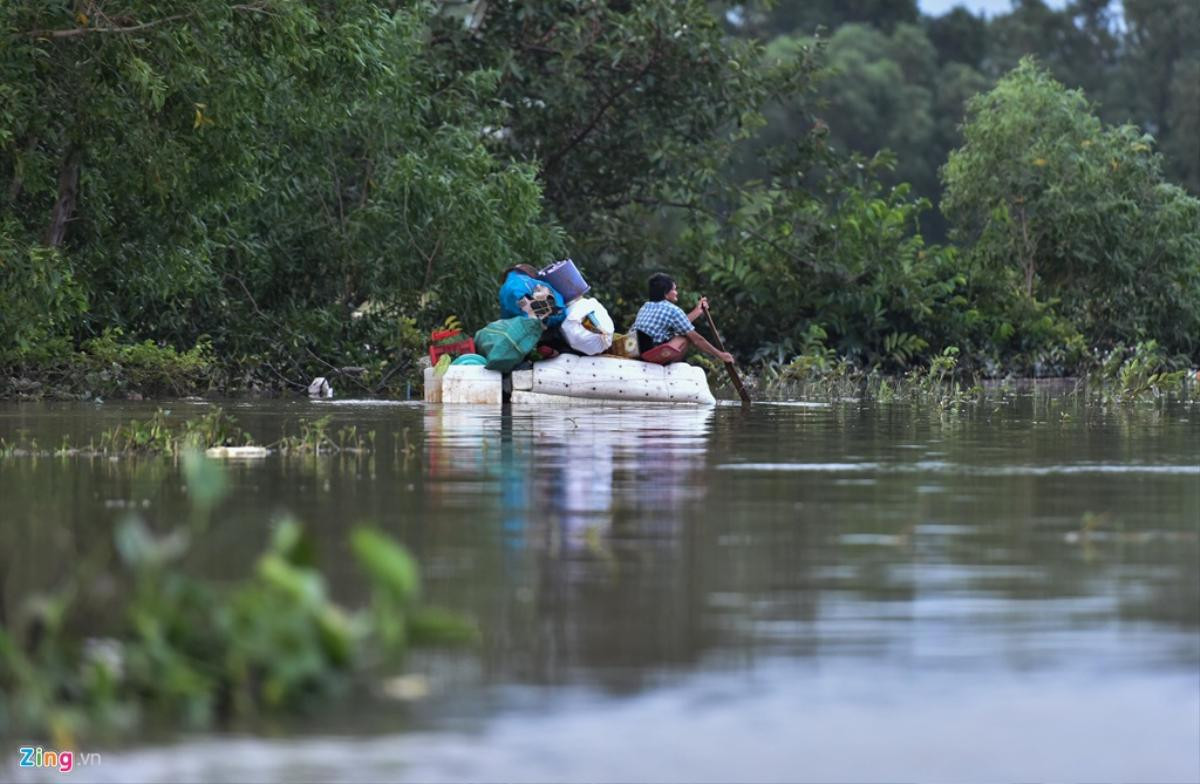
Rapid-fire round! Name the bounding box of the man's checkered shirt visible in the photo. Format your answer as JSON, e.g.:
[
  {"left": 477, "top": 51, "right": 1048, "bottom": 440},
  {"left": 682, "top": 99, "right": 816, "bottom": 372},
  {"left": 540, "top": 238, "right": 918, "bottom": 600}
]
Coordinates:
[{"left": 631, "top": 300, "right": 694, "bottom": 344}]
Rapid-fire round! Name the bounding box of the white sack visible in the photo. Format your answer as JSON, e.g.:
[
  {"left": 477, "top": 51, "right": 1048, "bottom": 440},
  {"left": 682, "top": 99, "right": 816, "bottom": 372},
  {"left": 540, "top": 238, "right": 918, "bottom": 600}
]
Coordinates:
[{"left": 561, "top": 297, "right": 614, "bottom": 355}]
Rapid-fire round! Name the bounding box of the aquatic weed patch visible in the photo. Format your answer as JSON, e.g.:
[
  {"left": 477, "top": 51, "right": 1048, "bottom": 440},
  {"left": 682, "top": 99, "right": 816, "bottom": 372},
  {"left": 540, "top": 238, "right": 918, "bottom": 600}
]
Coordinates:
[
  {"left": 755, "top": 347, "right": 983, "bottom": 410},
  {"left": 0, "top": 408, "right": 381, "bottom": 458},
  {"left": 752, "top": 341, "right": 1194, "bottom": 409},
  {"left": 274, "top": 415, "right": 374, "bottom": 455}
]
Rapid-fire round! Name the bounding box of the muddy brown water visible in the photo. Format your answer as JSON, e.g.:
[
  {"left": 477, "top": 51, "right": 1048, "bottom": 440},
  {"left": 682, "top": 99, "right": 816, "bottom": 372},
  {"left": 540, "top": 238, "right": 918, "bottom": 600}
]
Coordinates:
[{"left": 2, "top": 395, "right": 1198, "bottom": 782}]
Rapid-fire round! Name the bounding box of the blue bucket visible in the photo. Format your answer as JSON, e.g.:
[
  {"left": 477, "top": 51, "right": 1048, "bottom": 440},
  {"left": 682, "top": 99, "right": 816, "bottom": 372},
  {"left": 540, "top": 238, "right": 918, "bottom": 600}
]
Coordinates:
[{"left": 538, "top": 258, "right": 590, "bottom": 302}]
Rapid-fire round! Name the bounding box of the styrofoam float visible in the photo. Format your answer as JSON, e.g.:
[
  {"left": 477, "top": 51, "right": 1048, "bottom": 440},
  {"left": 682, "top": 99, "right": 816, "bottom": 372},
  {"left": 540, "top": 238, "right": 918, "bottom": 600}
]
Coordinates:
[
  {"left": 423, "top": 365, "right": 503, "bottom": 404},
  {"left": 205, "top": 446, "right": 269, "bottom": 459},
  {"left": 425, "top": 355, "right": 714, "bottom": 405}
]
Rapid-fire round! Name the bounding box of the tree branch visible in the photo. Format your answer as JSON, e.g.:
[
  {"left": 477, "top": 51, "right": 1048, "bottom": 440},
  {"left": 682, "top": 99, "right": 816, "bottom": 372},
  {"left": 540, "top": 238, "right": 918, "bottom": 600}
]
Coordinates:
[
  {"left": 27, "top": 13, "right": 190, "bottom": 39},
  {"left": 542, "top": 51, "right": 658, "bottom": 175},
  {"left": 225, "top": 272, "right": 373, "bottom": 393},
  {"left": 420, "top": 234, "right": 445, "bottom": 290},
  {"left": 26, "top": 3, "right": 272, "bottom": 39}
]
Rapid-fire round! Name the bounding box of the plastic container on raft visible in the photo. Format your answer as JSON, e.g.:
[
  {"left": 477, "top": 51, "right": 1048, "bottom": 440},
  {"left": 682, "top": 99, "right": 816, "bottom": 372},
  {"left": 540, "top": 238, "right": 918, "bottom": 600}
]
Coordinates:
[{"left": 538, "top": 258, "right": 590, "bottom": 302}]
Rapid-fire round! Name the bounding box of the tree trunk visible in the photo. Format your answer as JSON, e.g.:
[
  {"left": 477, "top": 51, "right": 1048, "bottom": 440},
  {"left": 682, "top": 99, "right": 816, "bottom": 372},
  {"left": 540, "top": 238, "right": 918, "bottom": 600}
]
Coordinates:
[
  {"left": 44, "top": 145, "right": 81, "bottom": 247},
  {"left": 1017, "top": 204, "right": 1035, "bottom": 297}
]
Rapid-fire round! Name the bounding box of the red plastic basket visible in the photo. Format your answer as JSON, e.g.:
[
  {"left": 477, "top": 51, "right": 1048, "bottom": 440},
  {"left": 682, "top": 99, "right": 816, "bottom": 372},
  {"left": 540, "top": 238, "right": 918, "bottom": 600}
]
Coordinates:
[{"left": 429, "top": 329, "right": 475, "bottom": 364}]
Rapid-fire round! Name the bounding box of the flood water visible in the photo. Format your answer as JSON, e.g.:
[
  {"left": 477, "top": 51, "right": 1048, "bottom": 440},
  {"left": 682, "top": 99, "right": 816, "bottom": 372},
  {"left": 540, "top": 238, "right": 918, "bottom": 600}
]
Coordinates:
[{"left": 3, "top": 394, "right": 1198, "bottom": 782}]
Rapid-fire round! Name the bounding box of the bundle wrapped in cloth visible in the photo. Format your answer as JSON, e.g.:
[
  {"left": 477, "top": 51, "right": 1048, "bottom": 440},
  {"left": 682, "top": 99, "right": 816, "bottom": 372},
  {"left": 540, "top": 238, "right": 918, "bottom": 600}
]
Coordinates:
[
  {"left": 560, "top": 297, "right": 615, "bottom": 355},
  {"left": 499, "top": 267, "right": 565, "bottom": 326},
  {"left": 515, "top": 284, "right": 560, "bottom": 321}
]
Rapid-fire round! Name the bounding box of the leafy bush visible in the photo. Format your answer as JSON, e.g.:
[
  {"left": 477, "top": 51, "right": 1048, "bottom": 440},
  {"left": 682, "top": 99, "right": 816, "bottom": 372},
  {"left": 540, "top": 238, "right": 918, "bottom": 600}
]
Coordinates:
[
  {"left": 78, "top": 329, "right": 215, "bottom": 397},
  {"left": 685, "top": 166, "right": 977, "bottom": 373},
  {"left": 1091, "top": 341, "right": 1191, "bottom": 401},
  {"left": 0, "top": 225, "right": 86, "bottom": 364},
  {"left": 942, "top": 58, "right": 1200, "bottom": 360}
]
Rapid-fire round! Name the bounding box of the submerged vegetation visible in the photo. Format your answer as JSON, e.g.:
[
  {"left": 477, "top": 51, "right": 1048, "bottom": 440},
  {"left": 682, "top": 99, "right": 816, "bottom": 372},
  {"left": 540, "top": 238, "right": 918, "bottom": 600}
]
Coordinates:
[
  {"left": 1, "top": 1, "right": 1197, "bottom": 399},
  {"left": 747, "top": 340, "right": 1197, "bottom": 408},
  {"left": 0, "top": 408, "right": 386, "bottom": 457},
  {"left": 0, "top": 452, "right": 472, "bottom": 744}
]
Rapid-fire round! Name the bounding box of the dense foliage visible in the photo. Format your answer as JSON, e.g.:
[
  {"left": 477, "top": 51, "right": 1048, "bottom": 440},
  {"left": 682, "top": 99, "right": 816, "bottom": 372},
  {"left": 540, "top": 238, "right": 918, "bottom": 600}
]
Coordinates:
[
  {"left": 427, "top": 0, "right": 819, "bottom": 315},
  {"left": 943, "top": 59, "right": 1200, "bottom": 365},
  {"left": 741, "top": 0, "right": 1200, "bottom": 204},
  {"left": 1, "top": 0, "right": 1197, "bottom": 399},
  {"left": 1, "top": 1, "right": 560, "bottom": 393}
]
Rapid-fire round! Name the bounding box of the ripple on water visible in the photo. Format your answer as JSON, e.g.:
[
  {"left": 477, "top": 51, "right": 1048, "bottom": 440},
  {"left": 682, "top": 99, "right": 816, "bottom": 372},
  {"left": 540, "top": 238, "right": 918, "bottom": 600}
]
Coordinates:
[
  {"left": 719, "top": 461, "right": 1200, "bottom": 476},
  {"left": 719, "top": 462, "right": 883, "bottom": 472}
]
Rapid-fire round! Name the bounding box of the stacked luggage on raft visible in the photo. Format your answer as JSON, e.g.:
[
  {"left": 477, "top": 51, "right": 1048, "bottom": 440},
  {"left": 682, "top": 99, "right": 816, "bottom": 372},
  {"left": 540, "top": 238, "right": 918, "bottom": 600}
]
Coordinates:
[{"left": 424, "top": 259, "right": 716, "bottom": 406}]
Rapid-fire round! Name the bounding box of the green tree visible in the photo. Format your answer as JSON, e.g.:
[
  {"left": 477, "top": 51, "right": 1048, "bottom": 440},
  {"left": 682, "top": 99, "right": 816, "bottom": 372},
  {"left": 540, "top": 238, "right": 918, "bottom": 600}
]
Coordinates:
[
  {"left": 750, "top": 24, "right": 985, "bottom": 240},
  {"left": 986, "top": 0, "right": 1120, "bottom": 102},
  {"left": 428, "top": 0, "right": 818, "bottom": 321},
  {"left": 1118, "top": 0, "right": 1200, "bottom": 193},
  {"left": 1, "top": 1, "right": 560, "bottom": 383},
  {"left": 941, "top": 58, "right": 1200, "bottom": 359},
  {"left": 689, "top": 172, "right": 970, "bottom": 369},
  {"left": 734, "top": 0, "right": 919, "bottom": 38},
  {"left": 924, "top": 6, "right": 988, "bottom": 69},
  {"left": 817, "top": 25, "right": 939, "bottom": 199}
]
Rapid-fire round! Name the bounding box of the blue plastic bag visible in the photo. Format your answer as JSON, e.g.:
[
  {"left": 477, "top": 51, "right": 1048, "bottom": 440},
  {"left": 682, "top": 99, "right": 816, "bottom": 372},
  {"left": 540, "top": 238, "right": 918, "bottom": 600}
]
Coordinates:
[{"left": 499, "top": 271, "right": 566, "bottom": 327}]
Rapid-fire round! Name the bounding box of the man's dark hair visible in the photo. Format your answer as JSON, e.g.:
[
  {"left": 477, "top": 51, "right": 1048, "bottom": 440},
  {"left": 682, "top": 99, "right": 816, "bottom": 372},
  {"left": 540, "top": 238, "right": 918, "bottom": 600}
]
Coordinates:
[{"left": 647, "top": 272, "right": 675, "bottom": 302}]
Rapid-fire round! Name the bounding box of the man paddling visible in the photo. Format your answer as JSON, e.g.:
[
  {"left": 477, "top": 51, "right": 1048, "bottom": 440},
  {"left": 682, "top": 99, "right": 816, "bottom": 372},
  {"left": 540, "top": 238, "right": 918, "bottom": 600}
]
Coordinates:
[{"left": 632, "top": 272, "right": 734, "bottom": 365}]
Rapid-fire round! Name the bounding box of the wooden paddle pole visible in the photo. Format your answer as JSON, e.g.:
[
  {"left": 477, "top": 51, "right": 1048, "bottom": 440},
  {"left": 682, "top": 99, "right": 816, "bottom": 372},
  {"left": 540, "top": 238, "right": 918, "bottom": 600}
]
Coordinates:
[{"left": 701, "top": 304, "right": 751, "bottom": 406}]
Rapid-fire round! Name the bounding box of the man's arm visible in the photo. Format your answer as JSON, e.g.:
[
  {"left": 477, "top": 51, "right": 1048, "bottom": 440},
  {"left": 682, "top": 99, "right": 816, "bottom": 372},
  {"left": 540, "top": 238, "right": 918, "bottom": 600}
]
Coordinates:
[{"left": 685, "top": 330, "right": 734, "bottom": 364}]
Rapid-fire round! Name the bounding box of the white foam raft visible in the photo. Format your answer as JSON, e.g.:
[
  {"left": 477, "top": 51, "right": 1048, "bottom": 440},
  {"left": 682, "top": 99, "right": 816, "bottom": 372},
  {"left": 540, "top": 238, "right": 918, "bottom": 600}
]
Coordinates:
[{"left": 424, "top": 354, "right": 715, "bottom": 406}]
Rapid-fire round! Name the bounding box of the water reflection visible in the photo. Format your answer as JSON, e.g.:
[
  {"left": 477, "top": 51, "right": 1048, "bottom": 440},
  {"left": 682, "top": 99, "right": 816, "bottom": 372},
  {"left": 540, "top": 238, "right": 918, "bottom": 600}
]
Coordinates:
[
  {"left": 424, "top": 405, "right": 713, "bottom": 531},
  {"left": 422, "top": 406, "right": 716, "bottom": 688}
]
